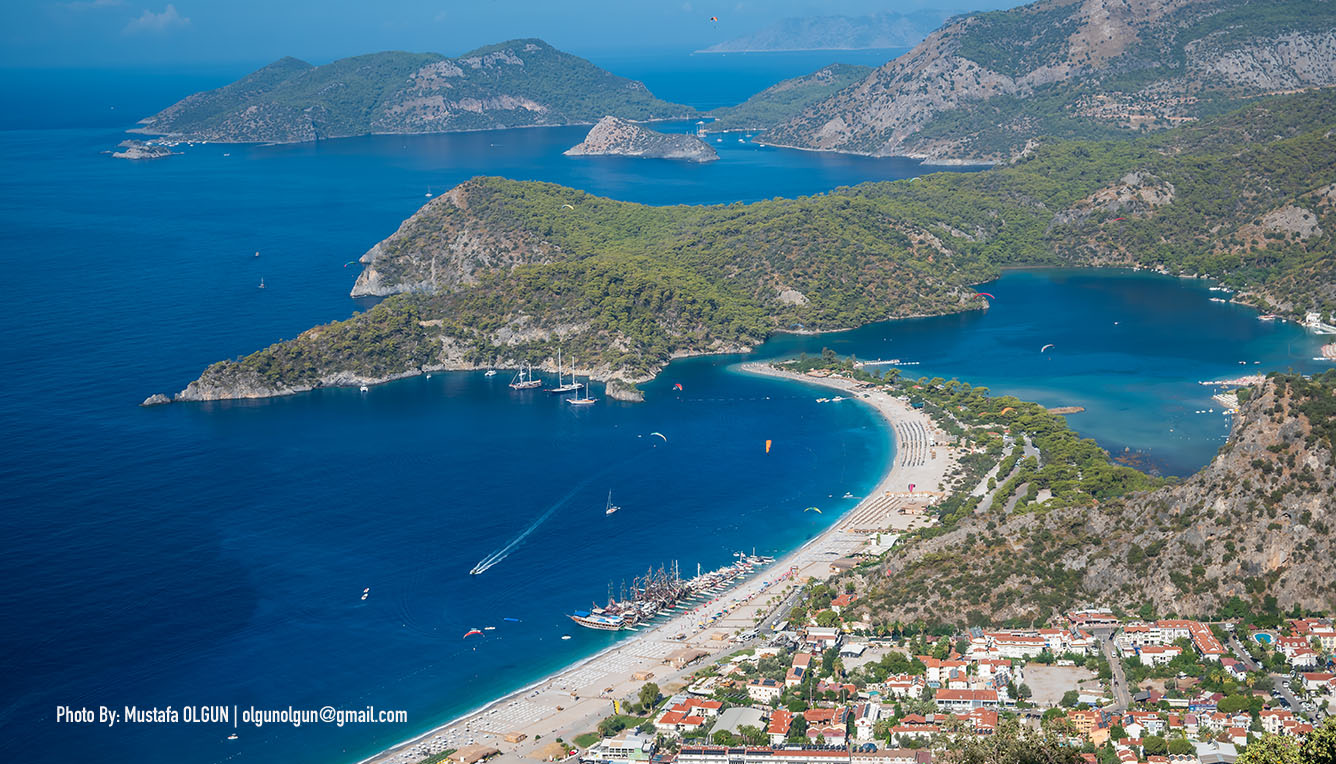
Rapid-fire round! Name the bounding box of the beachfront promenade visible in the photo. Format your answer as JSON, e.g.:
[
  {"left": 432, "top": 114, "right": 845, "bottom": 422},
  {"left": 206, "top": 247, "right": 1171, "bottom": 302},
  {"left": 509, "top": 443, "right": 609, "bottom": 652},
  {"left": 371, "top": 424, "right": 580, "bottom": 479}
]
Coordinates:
[{"left": 362, "top": 363, "right": 955, "bottom": 764}]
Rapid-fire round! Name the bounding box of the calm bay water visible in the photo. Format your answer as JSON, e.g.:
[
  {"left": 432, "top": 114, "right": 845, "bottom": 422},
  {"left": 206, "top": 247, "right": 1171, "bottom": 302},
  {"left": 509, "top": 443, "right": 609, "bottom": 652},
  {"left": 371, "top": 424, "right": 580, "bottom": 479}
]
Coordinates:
[{"left": 0, "top": 54, "right": 1329, "bottom": 764}]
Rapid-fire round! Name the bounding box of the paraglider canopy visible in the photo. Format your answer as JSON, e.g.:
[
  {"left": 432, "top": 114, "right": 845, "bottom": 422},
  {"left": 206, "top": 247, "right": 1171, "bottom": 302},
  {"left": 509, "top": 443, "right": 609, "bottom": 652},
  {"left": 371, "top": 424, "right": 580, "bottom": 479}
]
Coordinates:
[
  {"left": 804, "top": 507, "right": 822, "bottom": 514},
  {"left": 976, "top": 292, "right": 996, "bottom": 300},
  {"left": 463, "top": 629, "right": 483, "bottom": 639},
  {"left": 649, "top": 432, "right": 668, "bottom": 443},
  {"left": 1040, "top": 344, "right": 1055, "bottom": 353},
  {"left": 764, "top": 439, "right": 772, "bottom": 454}
]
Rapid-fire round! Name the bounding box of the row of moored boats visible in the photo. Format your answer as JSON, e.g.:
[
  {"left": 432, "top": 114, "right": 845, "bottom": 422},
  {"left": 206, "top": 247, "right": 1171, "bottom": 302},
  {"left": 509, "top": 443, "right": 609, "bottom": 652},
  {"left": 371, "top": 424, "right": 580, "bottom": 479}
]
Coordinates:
[{"left": 568, "top": 553, "right": 775, "bottom": 631}]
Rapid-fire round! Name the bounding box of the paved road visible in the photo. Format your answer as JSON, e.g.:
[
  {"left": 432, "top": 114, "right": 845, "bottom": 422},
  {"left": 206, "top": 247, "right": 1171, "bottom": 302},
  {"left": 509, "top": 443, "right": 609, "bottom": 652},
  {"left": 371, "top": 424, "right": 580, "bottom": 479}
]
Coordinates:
[
  {"left": 1225, "top": 632, "right": 1311, "bottom": 721},
  {"left": 1092, "top": 627, "right": 1131, "bottom": 712}
]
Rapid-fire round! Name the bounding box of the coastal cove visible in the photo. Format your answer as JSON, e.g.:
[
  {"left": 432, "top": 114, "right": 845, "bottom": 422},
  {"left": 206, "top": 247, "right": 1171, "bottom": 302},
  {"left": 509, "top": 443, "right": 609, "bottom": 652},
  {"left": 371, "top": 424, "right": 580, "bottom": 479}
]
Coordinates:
[{"left": 0, "top": 63, "right": 1331, "bottom": 764}]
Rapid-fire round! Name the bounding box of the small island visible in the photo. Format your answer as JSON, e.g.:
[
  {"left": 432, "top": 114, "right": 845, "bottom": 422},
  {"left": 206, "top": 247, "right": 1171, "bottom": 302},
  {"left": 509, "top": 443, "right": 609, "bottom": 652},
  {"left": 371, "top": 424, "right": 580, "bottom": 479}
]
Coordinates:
[
  {"left": 564, "top": 116, "right": 718, "bottom": 162},
  {"left": 111, "top": 140, "right": 172, "bottom": 160}
]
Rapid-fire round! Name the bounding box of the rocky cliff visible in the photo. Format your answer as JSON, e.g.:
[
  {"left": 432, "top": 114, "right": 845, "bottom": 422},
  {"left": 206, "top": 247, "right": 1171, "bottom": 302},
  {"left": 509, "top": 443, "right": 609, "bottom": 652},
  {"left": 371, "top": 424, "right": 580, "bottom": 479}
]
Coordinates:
[
  {"left": 847, "top": 372, "right": 1336, "bottom": 628},
  {"left": 136, "top": 40, "right": 694, "bottom": 143},
  {"left": 564, "top": 117, "right": 718, "bottom": 162},
  {"left": 762, "top": 0, "right": 1336, "bottom": 162}
]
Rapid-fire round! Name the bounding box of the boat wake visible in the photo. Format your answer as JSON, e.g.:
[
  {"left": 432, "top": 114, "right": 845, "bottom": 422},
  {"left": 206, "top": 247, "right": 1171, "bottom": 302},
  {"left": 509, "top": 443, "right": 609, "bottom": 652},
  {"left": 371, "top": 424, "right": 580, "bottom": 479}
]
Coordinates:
[{"left": 469, "top": 446, "right": 647, "bottom": 575}]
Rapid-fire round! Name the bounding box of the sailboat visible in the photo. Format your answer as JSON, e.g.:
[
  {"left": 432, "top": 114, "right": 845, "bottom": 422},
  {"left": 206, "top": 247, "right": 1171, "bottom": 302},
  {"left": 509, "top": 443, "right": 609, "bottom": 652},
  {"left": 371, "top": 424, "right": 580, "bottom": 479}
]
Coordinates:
[
  {"left": 509, "top": 362, "right": 541, "bottom": 390},
  {"left": 258, "top": 277, "right": 265, "bottom": 289},
  {"left": 546, "top": 349, "right": 583, "bottom": 394},
  {"left": 604, "top": 491, "right": 620, "bottom": 516},
  {"left": 566, "top": 369, "right": 597, "bottom": 406}
]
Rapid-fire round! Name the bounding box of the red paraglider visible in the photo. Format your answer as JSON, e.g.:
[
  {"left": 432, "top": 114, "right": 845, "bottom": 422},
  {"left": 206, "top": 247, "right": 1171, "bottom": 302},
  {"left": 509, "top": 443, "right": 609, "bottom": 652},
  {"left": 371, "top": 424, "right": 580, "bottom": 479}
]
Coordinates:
[
  {"left": 673, "top": 383, "right": 683, "bottom": 391},
  {"left": 976, "top": 292, "right": 996, "bottom": 300},
  {"left": 463, "top": 629, "right": 483, "bottom": 639}
]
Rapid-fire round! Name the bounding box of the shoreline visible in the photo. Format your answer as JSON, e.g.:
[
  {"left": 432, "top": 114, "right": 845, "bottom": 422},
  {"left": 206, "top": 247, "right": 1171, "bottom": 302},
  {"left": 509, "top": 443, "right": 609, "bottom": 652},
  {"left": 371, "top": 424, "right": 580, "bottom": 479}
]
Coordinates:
[{"left": 354, "top": 361, "right": 956, "bottom": 764}]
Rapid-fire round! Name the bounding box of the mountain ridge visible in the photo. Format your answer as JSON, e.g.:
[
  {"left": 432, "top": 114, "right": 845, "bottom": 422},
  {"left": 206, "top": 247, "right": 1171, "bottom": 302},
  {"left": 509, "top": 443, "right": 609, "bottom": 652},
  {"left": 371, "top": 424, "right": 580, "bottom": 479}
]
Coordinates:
[
  {"left": 761, "top": 0, "right": 1336, "bottom": 162},
  {"left": 697, "top": 11, "right": 944, "bottom": 53}
]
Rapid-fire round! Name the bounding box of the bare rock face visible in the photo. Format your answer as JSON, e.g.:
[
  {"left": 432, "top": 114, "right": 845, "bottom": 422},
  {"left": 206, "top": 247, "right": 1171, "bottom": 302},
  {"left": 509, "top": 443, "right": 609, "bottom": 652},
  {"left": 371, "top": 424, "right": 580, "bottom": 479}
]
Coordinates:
[
  {"left": 139, "top": 393, "right": 172, "bottom": 407},
  {"left": 565, "top": 116, "right": 718, "bottom": 162},
  {"left": 349, "top": 182, "right": 560, "bottom": 298},
  {"left": 605, "top": 379, "right": 645, "bottom": 402},
  {"left": 762, "top": 0, "right": 1336, "bottom": 162}
]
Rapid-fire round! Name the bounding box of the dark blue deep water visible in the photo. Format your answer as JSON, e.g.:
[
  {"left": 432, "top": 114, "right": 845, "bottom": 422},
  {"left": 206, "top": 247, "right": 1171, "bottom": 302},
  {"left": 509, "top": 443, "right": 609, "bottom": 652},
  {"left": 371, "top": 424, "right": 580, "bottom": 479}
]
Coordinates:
[{"left": 0, "top": 55, "right": 1328, "bottom": 764}]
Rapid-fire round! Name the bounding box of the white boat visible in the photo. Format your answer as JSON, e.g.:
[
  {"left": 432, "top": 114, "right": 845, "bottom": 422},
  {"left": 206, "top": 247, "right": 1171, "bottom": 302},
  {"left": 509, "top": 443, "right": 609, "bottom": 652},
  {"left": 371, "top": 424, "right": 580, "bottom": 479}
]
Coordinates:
[
  {"left": 257, "top": 277, "right": 265, "bottom": 289},
  {"left": 567, "top": 370, "right": 597, "bottom": 405},
  {"left": 360, "top": 385, "right": 369, "bottom": 392},
  {"left": 547, "top": 349, "right": 583, "bottom": 394},
  {"left": 605, "top": 490, "right": 620, "bottom": 515},
  {"left": 484, "top": 369, "right": 497, "bottom": 377},
  {"left": 509, "top": 362, "right": 541, "bottom": 390},
  {"left": 227, "top": 733, "right": 238, "bottom": 740}
]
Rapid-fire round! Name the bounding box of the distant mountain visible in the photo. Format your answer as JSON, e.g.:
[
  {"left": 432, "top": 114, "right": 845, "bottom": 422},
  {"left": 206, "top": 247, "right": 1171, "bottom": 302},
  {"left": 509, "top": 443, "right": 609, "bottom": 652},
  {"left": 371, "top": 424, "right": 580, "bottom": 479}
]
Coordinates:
[
  {"left": 762, "top": 0, "right": 1336, "bottom": 162},
  {"left": 698, "top": 11, "right": 945, "bottom": 52},
  {"left": 136, "top": 39, "right": 695, "bottom": 143},
  {"left": 706, "top": 63, "right": 873, "bottom": 132}
]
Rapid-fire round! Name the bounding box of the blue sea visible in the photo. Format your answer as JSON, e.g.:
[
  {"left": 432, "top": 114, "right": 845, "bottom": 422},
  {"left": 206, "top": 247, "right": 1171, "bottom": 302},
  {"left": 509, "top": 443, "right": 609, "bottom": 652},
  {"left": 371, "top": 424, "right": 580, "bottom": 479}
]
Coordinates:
[{"left": 0, "top": 53, "right": 1327, "bottom": 764}]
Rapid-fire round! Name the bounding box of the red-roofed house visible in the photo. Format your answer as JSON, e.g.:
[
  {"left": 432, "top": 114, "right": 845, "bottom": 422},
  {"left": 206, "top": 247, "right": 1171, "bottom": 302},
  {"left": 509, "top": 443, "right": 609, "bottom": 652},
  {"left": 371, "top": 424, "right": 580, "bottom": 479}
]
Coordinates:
[{"left": 766, "top": 709, "right": 793, "bottom": 745}]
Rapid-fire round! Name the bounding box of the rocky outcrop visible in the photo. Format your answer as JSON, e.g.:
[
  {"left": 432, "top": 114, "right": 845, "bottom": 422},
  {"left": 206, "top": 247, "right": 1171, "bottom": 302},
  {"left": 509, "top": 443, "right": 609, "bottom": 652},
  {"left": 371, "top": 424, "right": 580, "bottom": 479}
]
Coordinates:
[
  {"left": 605, "top": 379, "right": 645, "bottom": 402},
  {"left": 111, "top": 140, "right": 172, "bottom": 160},
  {"left": 564, "top": 117, "right": 718, "bottom": 162},
  {"left": 140, "top": 393, "right": 172, "bottom": 406}
]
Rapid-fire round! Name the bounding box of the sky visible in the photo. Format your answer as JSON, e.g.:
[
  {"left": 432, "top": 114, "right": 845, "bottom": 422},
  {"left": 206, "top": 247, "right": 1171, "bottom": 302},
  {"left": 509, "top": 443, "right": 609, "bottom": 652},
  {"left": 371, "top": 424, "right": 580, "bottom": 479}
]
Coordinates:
[{"left": 0, "top": 0, "right": 1019, "bottom": 68}]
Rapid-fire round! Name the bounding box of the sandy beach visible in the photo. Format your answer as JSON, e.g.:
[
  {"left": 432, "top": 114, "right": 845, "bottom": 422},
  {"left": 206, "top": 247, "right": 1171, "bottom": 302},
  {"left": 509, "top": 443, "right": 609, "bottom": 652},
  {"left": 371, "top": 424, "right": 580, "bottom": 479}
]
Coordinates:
[{"left": 359, "top": 362, "right": 956, "bottom": 764}]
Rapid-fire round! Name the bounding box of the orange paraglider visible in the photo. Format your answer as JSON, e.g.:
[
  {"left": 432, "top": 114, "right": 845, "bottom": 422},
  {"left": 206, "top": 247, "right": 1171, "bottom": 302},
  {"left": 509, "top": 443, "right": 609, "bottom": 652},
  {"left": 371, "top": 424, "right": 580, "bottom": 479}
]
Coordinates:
[
  {"left": 709, "top": 16, "right": 718, "bottom": 21},
  {"left": 765, "top": 439, "right": 772, "bottom": 454},
  {"left": 1000, "top": 406, "right": 1015, "bottom": 415}
]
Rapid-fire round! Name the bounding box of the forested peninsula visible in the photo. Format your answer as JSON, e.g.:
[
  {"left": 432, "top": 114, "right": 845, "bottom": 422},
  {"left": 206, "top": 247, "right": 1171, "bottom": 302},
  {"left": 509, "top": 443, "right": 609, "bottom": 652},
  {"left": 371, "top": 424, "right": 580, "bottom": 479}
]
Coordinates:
[{"left": 171, "top": 89, "right": 1336, "bottom": 402}]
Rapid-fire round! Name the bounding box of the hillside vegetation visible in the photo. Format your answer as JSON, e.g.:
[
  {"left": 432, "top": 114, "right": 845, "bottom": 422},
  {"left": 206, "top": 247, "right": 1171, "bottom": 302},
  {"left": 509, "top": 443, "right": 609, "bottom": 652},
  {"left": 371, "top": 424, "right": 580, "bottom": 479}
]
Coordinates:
[
  {"left": 842, "top": 370, "right": 1336, "bottom": 630},
  {"left": 137, "top": 40, "right": 693, "bottom": 143},
  {"left": 175, "top": 89, "right": 1336, "bottom": 400},
  {"left": 706, "top": 64, "right": 873, "bottom": 132}
]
